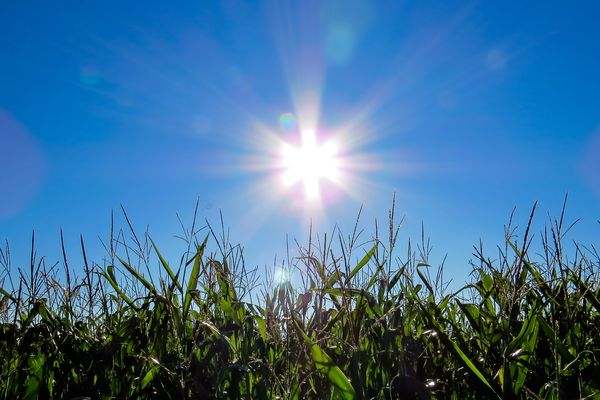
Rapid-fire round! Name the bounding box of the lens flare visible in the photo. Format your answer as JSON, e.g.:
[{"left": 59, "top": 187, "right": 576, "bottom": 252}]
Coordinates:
[
  {"left": 280, "top": 129, "right": 341, "bottom": 201},
  {"left": 279, "top": 112, "right": 297, "bottom": 132},
  {"left": 272, "top": 267, "right": 291, "bottom": 286}
]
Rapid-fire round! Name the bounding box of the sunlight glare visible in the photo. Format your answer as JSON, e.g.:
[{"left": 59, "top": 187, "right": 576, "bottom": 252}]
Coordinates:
[
  {"left": 280, "top": 129, "right": 341, "bottom": 201},
  {"left": 273, "top": 267, "right": 291, "bottom": 287}
]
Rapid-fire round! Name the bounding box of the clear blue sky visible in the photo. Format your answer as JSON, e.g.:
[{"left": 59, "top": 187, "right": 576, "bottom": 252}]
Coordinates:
[{"left": 1, "top": 1, "right": 599, "bottom": 285}]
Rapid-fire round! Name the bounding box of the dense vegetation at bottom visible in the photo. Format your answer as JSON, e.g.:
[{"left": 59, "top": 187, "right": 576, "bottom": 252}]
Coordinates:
[{"left": 0, "top": 200, "right": 599, "bottom": 399}]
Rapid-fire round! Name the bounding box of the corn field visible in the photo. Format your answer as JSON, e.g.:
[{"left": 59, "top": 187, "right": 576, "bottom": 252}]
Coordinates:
[{"left": 1, "top": 200, "right": 599, "bottom": 399}]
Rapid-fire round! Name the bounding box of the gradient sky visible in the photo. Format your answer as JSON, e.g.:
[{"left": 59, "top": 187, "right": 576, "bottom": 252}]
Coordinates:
[{"left": 1, "top": 1, "right": 599, "bottom": 286}]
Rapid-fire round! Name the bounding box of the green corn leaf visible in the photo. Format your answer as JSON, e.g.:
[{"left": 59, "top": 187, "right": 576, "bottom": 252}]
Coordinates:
[
  {"left": 320, "top": 288, "right": 345, "bottom": 297},
  {"left": 457, "top": 301, "right": 483, "bottom": 334},
  {"left": 198, "top": 320, "right": 233, "bottom": 351},
  {"left": 349, "top": 242, "right": 378, "bottom": 281},
  {"left": 290, "top": 380, "right": 301, "bottom": 400},
  {"left": 401, "top": 280, "right": 500, "bottom": 399},
  {"left": 310, "top": 343, "right": 355, "bottom": 400},
  {"left": 255, "top": 316, "right": 268, "bottom": 342},
  {"left": 117, "top": 257, "right": 156, "bottom": 295},
  {"left": 141, "top": 365, "right": 159, "bottom": 390},
  {"left": 23, "top": 354, "right": 45, "bottom": 400},
  {"left": 388, "top": 264, "right": 407, "bottom": 291},
  {"left": 183, "top": 235, "right": 208, "bottom": 320},
  {"left": 151, "top": 238, "right": 182, "bottom": 292},
  {"left": 300, "top": 256, "right": 326, "bottom": 284},
  {"left": 303, "top": 256, "right": 343, "bottom": 290},
  {"left": 569, "top": 272, "right": 600, "bottom": 312},
  {"left": 417, "top": 268, "right": 435, "bottom": 295},
  {"left": 366, "top": 261, "right": 387, "bottom": 292},
  {"left": 291, "top": 313, "right": 355, "bottom": 399},
  {"left": 506, "top": 306, "right": 540, "bottom": 355},
  {"left": 503, "top": 307, "right": 540, "bottom": 397},
  {"left": 481, "top": 272, "right": 494, "bottom": 293},
  {"left": 101, "top": 265, "right": 137, "bottom": 309},
  {"left": 36, "top": 299, "right": 58, "bottom": 328},
  {"left": 433, "top": 321, "right": 499, "bottom": 399},
  {"left": 326, "top": 271, "right": 344, "bottom": 289}
]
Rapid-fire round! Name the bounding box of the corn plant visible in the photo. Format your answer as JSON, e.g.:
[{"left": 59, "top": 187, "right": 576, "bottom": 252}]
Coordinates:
[{"left": 0, "top": 198, "right": 598, "bottom": 399}]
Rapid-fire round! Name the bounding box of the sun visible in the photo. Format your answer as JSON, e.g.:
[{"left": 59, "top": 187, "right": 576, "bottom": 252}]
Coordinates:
[{"left": 280, "top": 129, "right": 341, "bottom": 201}]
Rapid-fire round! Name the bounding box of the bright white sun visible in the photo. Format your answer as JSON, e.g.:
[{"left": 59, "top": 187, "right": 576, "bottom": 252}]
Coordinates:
[{"left": 280, "top": 129, "right": 341, "bottom": 201}]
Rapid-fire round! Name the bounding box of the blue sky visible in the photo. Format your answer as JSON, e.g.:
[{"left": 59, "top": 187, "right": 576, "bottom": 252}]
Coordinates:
[{"left": 1, "top": 1, "right": 599, "bottom": 285}]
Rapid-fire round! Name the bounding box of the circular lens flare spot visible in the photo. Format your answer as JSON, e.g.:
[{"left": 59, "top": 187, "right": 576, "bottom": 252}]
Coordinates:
[
  {"left": 273, "top": 267, "right": 291, "bottom": 287},
  {"left": 279, "top": 112, "right": 297, "bottom": 132},
  {"left": 280, "top": 129, "right": 341, "bottom": 201}
]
